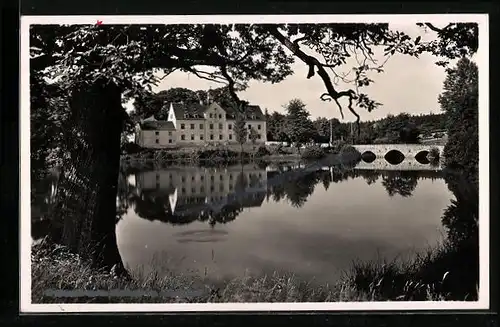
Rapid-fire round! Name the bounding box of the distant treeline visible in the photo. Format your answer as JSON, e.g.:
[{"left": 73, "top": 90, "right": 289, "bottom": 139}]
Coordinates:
[{"left": 265, "top": 111, "right": 447, "bottom": 145}]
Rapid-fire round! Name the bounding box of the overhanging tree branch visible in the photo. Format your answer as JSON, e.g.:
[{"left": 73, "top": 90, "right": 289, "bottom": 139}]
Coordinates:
[
  {"left": 424, "top": 23, "right": 453, "bottom": 33},
  {"left": 264, "top": 25, "right": 360, "bottom": 130}
]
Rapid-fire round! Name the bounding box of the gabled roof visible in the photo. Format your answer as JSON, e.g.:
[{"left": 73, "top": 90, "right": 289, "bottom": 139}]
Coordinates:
[
  {"left": 169, "top": 102, "right": 266, "bottom": 121},
  {"left": 139, "top": 120, "right": 176, "bottom": 131},
  {"left": 170, "top": 102, "right": 207, "bottom": 120}
]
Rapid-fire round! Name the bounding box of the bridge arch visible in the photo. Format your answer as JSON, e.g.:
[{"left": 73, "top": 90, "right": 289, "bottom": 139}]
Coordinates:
[
  {"left": 361, "top": 151, "right": 376, "bottom": 163},
  {"left": 414, "top": 150, "right": 430, "bottom": 164},
  {"left": 384, "top": 149, "right": 405, "bottom": 165}
]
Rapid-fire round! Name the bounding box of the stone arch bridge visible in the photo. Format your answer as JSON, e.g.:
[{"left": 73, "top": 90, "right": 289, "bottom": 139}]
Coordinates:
[{"left": 353, "top": 144, "right": 444, "bottom": 159}]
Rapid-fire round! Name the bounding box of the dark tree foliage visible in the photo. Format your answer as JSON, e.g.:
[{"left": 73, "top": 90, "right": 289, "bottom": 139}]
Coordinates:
[
  {"left": 131, "top": 86, "right": 240, "bottom": 122},
  {"left": 381, "top": 171, "right": 419, "bottom": 197},
  {"left": 438, "top": 58, "right": 478, "bottom": 174},
  {"left": 132, "top": 88, "right": 200, "bottom": 120},
  {"left": 266, "top": 112, "right": 287, "bottom": 142},
  {"left": 233, "top": 113, "right": 248, "bottom": 153},
  {"left": 249, "top": 127, "right": 259, "bottom": 147},
  {"left": 30, "top": 72, "right": 69, "bottom": 183},
  {"left": 284, "top": 99, "right": 316, "bottom": 151}
]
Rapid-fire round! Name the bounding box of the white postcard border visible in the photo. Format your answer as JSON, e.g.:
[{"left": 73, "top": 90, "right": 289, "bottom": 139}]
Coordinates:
[{"left": 20, "top": 13, "right": 490, "bottom": 313}]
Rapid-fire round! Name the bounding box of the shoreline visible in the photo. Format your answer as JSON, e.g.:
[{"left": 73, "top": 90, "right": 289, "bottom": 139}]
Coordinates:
[
  {"left": 119, "top": 146, "right": 363, "bottom": 169},
  {"left": 31, "top": 237, "right": 477, "bottom": 303}
]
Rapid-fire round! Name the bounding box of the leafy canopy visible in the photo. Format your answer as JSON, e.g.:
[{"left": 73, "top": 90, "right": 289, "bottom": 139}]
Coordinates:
[
  {"left": 285, "top": 99, "right": 317, "bottom": 146},
  {"left": 438, "top": 57, "right": 478, "bottom": 172},
  {"left": 233, "top": 113, "right": 248, "bottom": 146},
  {"left": 31, "top": 22, "right": 478, "bottom": 126}
]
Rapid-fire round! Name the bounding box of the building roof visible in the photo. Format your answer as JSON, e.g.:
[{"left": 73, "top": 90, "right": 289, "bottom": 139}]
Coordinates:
[
  {"left": 171, "top": 102, "right": 207, "bottom": 120},
  {"left": 170, "top": 102, "right": 266, "bottom": 121},
  {"left": 232, "top": 105, "right": 266, "bottom": 121},
  {"left": 139, "top": 120, "right": 176, "bottom": 131}
]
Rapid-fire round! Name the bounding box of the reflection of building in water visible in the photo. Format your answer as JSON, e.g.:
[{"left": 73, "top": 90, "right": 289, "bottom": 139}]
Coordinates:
[{"left": 135, "top": 164, "right": 268, "bottom": 214}]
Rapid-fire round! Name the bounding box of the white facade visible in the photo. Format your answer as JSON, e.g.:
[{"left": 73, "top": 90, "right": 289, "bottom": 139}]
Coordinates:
[
  {"left": 136, "top": 102, "right": 267, "bottom": 148},
  {"left": 135, "top": 116, "right": 176, "bottom": 148}
]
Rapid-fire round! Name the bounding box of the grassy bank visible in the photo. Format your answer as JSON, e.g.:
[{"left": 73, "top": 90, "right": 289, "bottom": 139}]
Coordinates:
[
  {"left": 31, "top": 236, "right": 476, "bottom": 303},
  {"left": 120, "top": 142, "right": 361, "bottom": 168},
  {"left": 121, "top": 144, "right": 298, "bottom": 164}
]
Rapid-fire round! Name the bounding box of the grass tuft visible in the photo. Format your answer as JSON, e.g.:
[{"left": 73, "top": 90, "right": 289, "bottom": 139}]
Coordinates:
[{"left": 31, "top": 237, "right": 477, "bottom": 303}]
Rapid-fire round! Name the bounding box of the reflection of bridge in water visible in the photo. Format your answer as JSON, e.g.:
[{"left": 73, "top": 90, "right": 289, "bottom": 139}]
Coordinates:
[{"left": 355, "top": 158, "right": 442, "bottom": 171}]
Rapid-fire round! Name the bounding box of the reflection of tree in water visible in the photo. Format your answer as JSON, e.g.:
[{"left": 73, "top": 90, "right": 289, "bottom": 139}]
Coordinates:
[
  {"left": 441, "top": 172, "right": 479, "bottom": 246},
  {"left": 269, "top": 184, "right": 286, "bottom": 203},
  {"left": 266, "top": 165, "right": 322, "bottom": 208},
  {"left": 264, "top": 168, "right": 445, "bottom": 208},
  {"left": 425, "top": 171, "right": 479, "bottom": 300},
  {"left": 360, "top": 170, "right": 380, "bottom": 185},
  {"left": 199, "top": 203, "right": 244, "bottom": 228},
  {"left": 285, "top": 172, "right": 318, "bottom": 208},
  {"left": 235, "top": 171, "right": 249, "bottom": 193},
  {"left": 381, "top": 171, "right": 419, "bottom": 197},
  {"left": 321, "top": 171, "right": 331, "bottom": 191},
  {"left": 116, "top": 167, "right": 136, "bottom": 222}
]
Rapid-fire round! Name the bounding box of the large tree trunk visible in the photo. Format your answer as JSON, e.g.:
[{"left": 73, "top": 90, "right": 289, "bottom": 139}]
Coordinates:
[{"left": 49, "top": 79, "right": 127, "bottom": 276}]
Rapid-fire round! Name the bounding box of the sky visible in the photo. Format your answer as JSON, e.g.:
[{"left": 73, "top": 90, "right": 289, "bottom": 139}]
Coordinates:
[{"left": 126, "top": 23, "right": 453, "bottom": 122}]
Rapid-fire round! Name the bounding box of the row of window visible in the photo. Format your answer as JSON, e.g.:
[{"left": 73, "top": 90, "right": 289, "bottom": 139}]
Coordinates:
[
  {"left": 154, "top": 172, "right": 263, "bottom": 182},
  {"left": 155, "top": 139, "right": 174, "bottom": 144},
  {"left": 156, "top": 183, "right": 233, "bottom": 194},
  {"left": 155, "top": 131, "right": 173, "bottom": 136},
  {"left": 205, "top": 113, "right": 258, "bottom": 120},
  {"left": 179, "top": 123, "right": 262, "bottom": 130},
  {"left": 154, "top": 132, "right": 263, "bottom": 143},
  {"left": 178, "top": 133, "right": 262, "bottom": 141},
  {"left": 156, "top": 183, "right": 265, "bottom": 196}
]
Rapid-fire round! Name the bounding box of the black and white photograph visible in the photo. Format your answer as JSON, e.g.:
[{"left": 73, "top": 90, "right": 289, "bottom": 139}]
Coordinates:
[{"left": 21, "top": 14, "right": 489, "bottom": 312}]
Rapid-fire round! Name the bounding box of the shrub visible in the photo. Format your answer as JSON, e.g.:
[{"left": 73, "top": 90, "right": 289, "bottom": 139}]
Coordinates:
[
  {"left": 154, "top": 149, "right": 170, "bottom": 160},
  {"left": 121, "top": 142, "right": 143, "bottom": 155},
  {"left": 268, "top": 144, "right": 284, "bottom": 155},
  {"left": 339, "top": 145, "right": 362, "bottom": 162},
  {"left": 141, "top": 150, "right": 155, "bottom": 159},
  {"left": 300, "top": 145, "right": 326, "bottom": 160},
  {"left": 255, "top": 146, "right": 271, "bottom": 157},
  {"left": 330, "top": 140, "right": 348, "bottom": 154},
  {"left": 197, "top": 148, "right": 248, "bottom": 162},
  {"left": 429, "top": 147, "right": 440, "bottom": 159}
]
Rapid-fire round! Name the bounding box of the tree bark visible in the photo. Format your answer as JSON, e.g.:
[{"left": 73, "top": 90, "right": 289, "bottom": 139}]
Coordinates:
[{"left": 49, "top": 79, "right": 128, "bottom": 276}]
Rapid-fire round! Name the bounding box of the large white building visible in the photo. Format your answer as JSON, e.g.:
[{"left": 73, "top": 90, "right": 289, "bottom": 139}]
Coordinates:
[{"left": 135, "top": 101, "right": 267, "bottom": 148}]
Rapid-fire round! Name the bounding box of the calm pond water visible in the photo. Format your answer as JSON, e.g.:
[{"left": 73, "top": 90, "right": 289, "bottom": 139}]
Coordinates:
[{"left": 110, "top": 159, "right": 452, "bottom": 286}]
